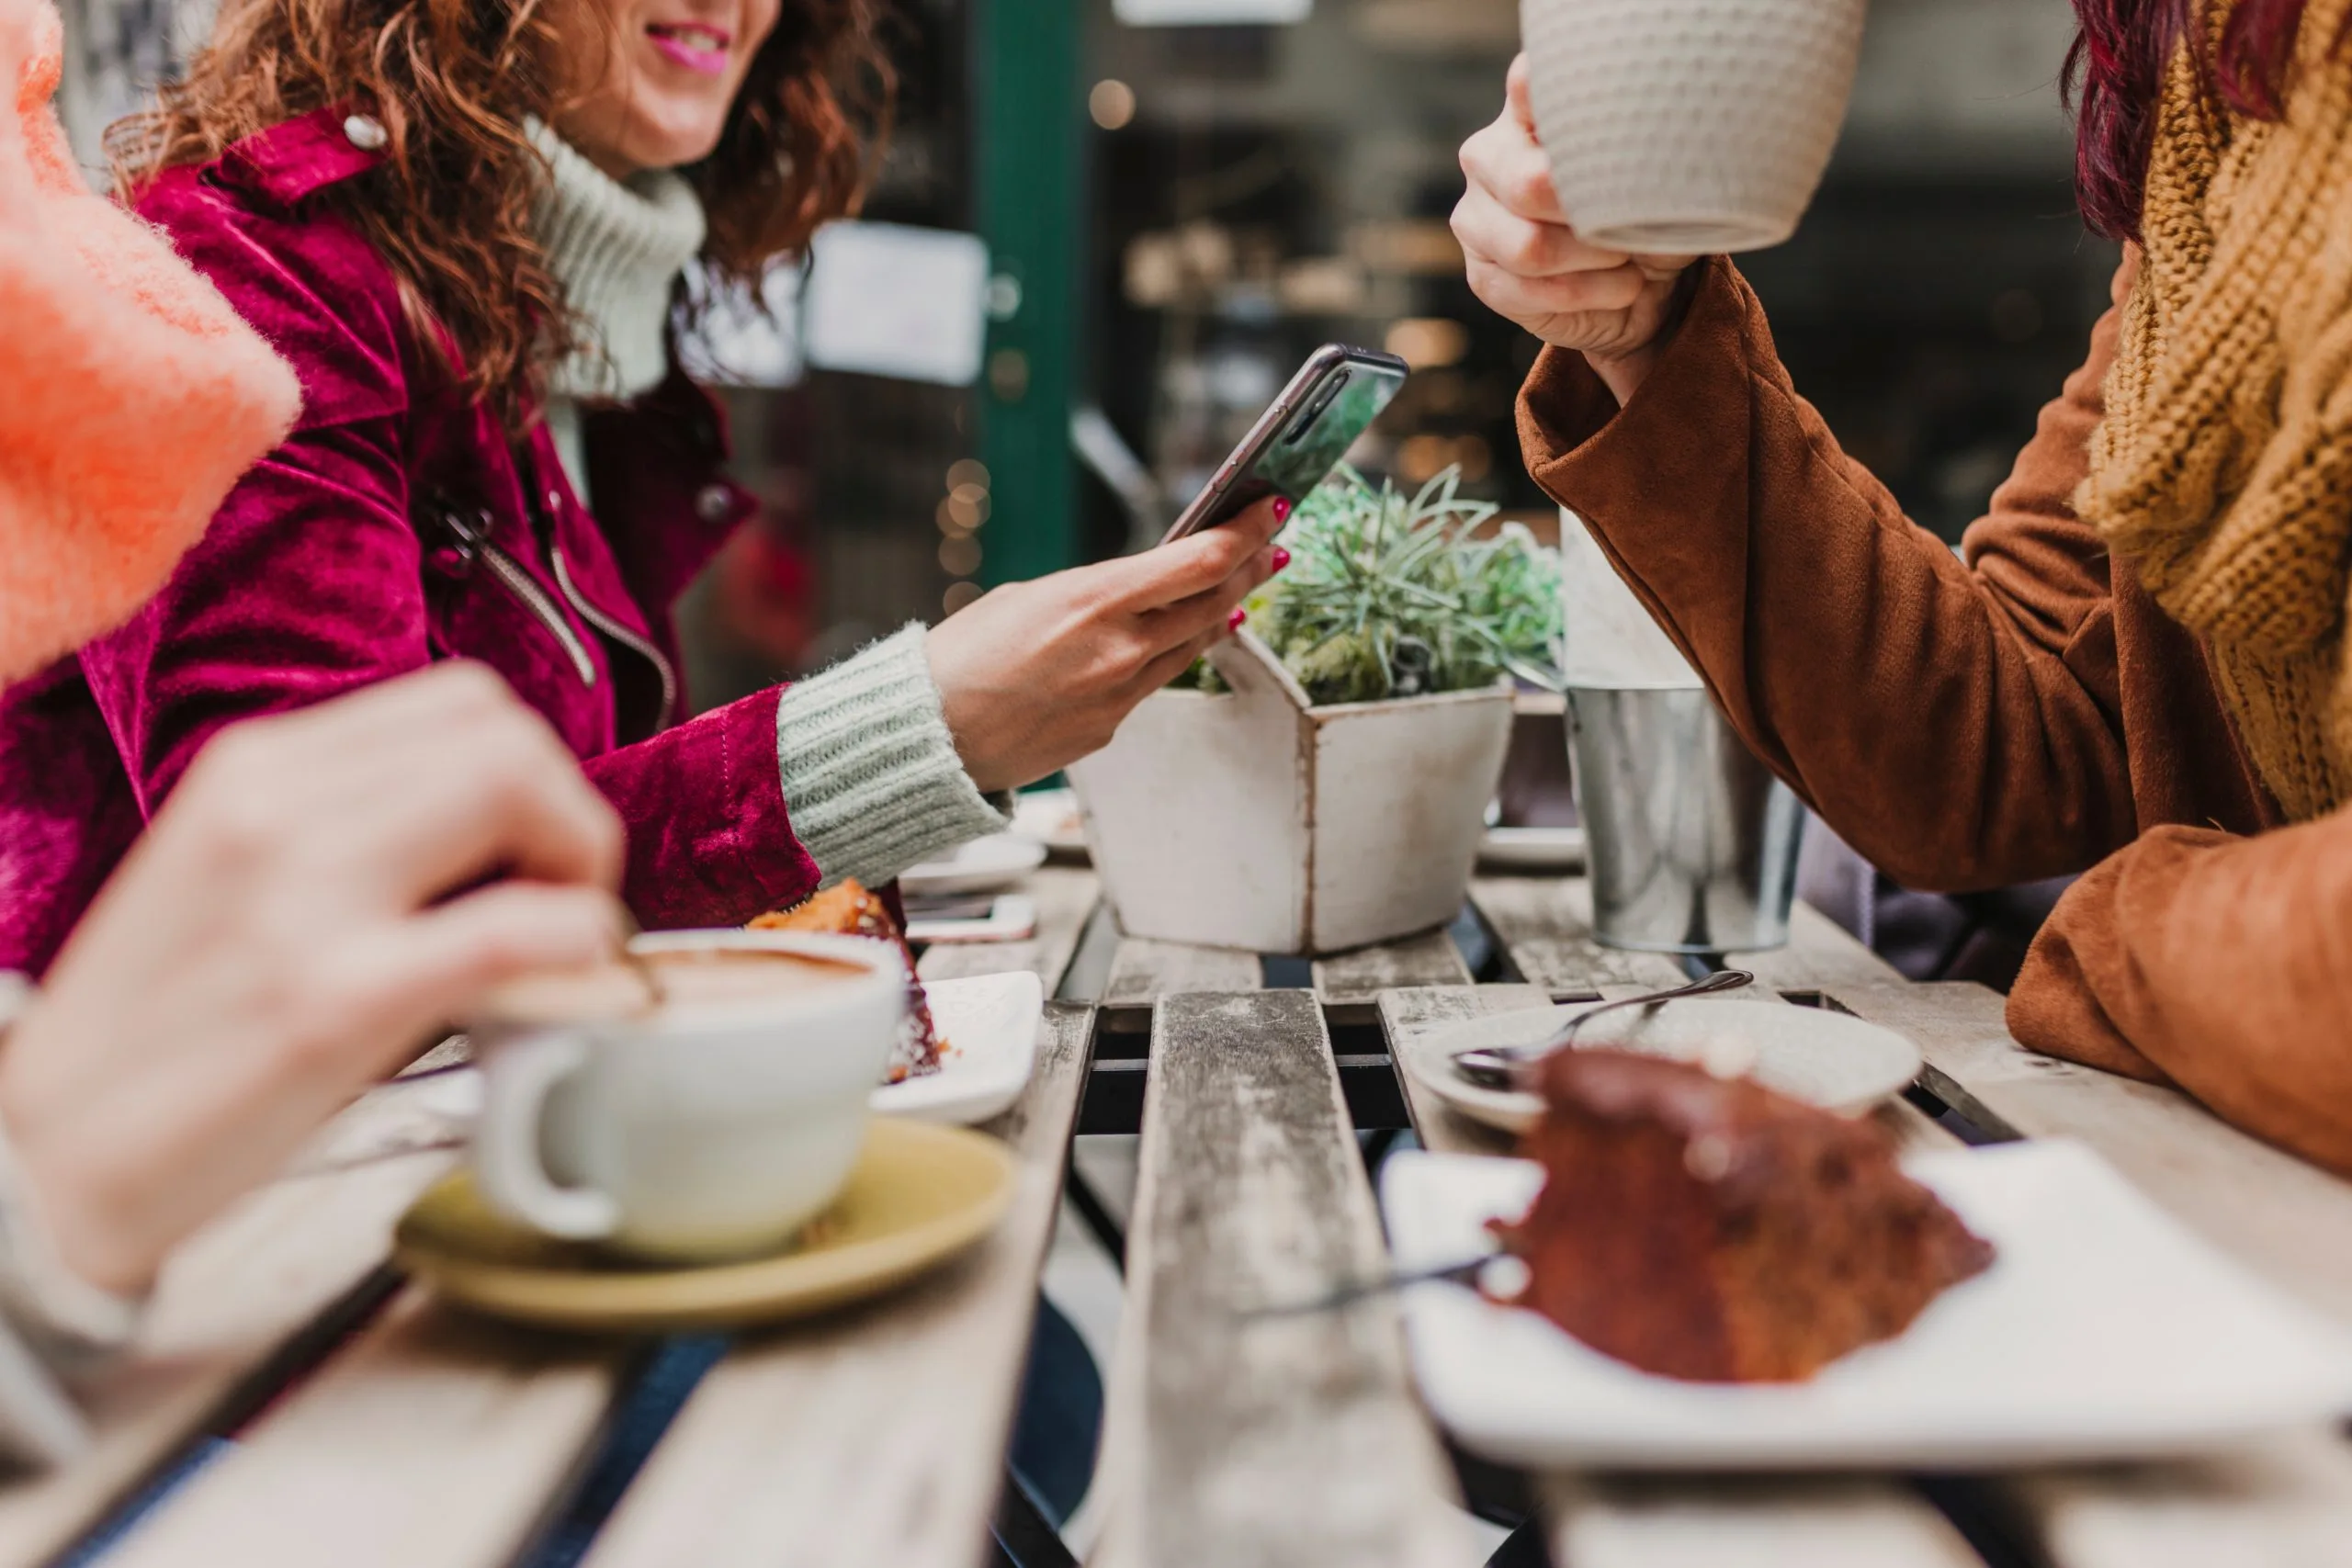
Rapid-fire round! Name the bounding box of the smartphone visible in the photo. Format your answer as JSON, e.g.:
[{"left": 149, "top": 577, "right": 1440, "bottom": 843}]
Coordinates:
[{"left": 1159, "top": 344, "right": 1410, "bottom": 544}]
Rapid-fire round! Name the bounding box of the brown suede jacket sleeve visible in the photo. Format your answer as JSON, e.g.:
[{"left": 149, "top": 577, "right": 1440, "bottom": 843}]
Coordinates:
[
  {"left": 1520, "top": 255, "right": 2135, "bottom": 893},
  {"left": 2018, "top": 821, "right": 2352, "bottom": 1174},
  {"left": 1521, "top": 255, "right": 2352, "bottom": 1176}
]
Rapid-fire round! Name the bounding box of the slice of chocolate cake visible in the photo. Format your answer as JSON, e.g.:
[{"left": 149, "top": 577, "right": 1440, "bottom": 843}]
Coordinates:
[
  {"left": 1492, "top": 1050, "right": 1993, "bottom": 1383},
  {"left": 749, "top": 880, "right": 941, "bottom": 1083}
]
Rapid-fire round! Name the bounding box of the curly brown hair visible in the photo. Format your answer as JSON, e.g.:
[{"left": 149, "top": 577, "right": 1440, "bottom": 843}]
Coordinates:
[{"left": 110, "top": 0, "right": 893, "bottom": 424}]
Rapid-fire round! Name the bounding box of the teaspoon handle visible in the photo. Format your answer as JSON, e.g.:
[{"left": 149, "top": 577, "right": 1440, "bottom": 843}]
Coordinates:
[
  {"left": 1451, "top": 969, "right": 1756, "bottom": 1081},
  {"left": 1244, "top": 1256, "right": 1494, "bottom": 1319},
  {"left": 1552, "top": 967, "right": 1753, "bottom": 1047}
]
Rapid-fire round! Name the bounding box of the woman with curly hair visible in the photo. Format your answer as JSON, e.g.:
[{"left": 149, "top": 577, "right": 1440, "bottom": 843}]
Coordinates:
[
  {"left": 1453, "top": 0, "right": 2352, "bottom": 1175},
  {"left": 0, "top": 0, "right": 1284, "bottom": 974}
]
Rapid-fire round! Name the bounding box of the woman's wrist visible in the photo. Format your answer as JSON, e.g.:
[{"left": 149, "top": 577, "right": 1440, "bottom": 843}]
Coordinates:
[
  {"left": 774, "top": 625, "right": 1010, "bottom": 888},
  {"left": 1584, "top": 344, "right": 1663, "bottom": 407},
  {"left": 1583, "top": 262, "right": 1706, "bottom": 409},
  {"left": 0, "top": 981, "right": 146, "bottom": 1341},
  {"left": 0, "top": 978, "right": 134, "bottom": 1466}
]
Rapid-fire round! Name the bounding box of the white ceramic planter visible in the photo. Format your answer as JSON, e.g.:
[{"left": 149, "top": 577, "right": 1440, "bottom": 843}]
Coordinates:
[
  {"left": 1069, "top": 633, "right": 1515, "bottom": 955},
  {"left": 1520, "top": 0, "right": 1870, "bottom": 254}
]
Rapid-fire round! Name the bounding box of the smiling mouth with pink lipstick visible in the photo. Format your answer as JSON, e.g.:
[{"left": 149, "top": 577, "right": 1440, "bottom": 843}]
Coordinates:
[{"left": 645, "top": 18, "right": 734, "bottom": 75}]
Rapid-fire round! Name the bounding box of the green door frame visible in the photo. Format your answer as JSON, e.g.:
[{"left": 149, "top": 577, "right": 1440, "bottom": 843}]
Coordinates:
[{"left": 973, "top": 0, "right": 1083, "bottom": 584}]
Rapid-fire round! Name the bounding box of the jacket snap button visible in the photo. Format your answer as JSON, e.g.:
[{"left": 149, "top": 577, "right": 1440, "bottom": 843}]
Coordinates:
[
  {"left": 695, "top": 484, "right": 734, "bottom": 522},
  {"left": 343, "top": 114, "right": 388, "bottom": 151}
]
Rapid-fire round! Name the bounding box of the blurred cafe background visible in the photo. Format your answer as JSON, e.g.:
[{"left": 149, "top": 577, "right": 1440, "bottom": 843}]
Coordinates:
[{"left": 56, "top": 0, "right": 2118, "bottom": 712}]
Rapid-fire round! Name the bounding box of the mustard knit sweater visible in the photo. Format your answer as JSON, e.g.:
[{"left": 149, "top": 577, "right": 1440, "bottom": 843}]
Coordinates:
[{"left": 2079, "top": 0, "right": 2352, "bottom": 820}]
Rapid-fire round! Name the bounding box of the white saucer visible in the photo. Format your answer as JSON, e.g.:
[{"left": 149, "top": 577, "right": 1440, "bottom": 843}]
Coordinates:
[
  {"left": 1397, "top": 998, "right": 1922, "bottom": 1136},
  {"left": 872, "top": 970, "right": 1046, "bottom": 1125},
  {"left": 899, "top": 833, "right": 1048, "bottom": 897}
]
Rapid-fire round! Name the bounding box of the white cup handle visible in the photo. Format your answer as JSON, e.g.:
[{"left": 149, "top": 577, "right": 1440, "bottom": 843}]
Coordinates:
[{"left": 475, "top": 1032, "right": 619, "bottom": 1240}]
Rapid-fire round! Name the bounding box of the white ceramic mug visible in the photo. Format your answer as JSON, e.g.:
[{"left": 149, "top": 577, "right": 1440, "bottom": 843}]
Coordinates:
[
  {"left": 468, "top": 930, "right": 904, "bottom": 1262},
  {"left": 1519, "top": 0, "right": 1871, "bottom": 254}
]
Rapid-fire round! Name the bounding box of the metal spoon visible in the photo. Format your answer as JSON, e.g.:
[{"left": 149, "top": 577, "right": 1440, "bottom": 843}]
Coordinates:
[
  {"left": 1450, "top": 969, "right": 1755, "bottom": 1090},
  {"left": 1243, "top": 1255, "right": 1519, "bottom": 1319},
  {"left": 616, "top": 911, "right": 667, "bottom": 1011}
]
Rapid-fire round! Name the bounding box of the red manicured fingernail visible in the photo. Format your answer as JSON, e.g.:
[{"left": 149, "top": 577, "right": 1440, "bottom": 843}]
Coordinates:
[
  {"left": 1272, "top": 496, "right": 1292, "bottom": 524},
  {"left": 1227, "top": 607, "right": 1247, "bottom": 631},
  {"left": 1272, "top": 547, "right": 1292, "bottom": 571}
]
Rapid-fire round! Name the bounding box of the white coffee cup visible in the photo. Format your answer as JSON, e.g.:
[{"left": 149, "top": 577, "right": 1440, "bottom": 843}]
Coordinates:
[
  {"left": 468, "top": 930, "right": 905, "bottom": 1262},
  {"left": 1519, "top": 0, "right": 1870, "bottom": 254}
]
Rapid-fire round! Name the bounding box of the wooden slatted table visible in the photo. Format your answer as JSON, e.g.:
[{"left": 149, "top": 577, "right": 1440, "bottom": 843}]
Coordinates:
[
  {"left": 1083, "top": 872, "right": 2352, "bottom": 1568},
  {"left": 8, "top": 862, "right": 2350, "bottom": 1568}
]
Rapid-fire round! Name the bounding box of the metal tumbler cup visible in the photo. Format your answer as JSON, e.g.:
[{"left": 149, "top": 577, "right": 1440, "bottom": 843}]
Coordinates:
[{"left": 1566, "top": 686, "right": 1805, "bottom": 953}]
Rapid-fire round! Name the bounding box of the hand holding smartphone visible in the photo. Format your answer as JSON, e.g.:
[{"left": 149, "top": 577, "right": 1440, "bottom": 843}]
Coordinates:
[{"left": 1159, "top": 344, "right": 1410, "bottom": 545}]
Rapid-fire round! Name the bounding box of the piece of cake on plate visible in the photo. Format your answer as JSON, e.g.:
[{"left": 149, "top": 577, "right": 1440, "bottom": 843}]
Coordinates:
[
  {"left": 750, "top": 880, "right": 940, "bottom": 1083},
  {"left": 1492, "top": 1049, "right": 1993, "bottom": 1382}
]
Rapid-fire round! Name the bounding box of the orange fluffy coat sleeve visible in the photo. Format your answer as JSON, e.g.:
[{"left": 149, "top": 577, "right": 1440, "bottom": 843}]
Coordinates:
[{"left": 0, "top": 0, "right": 299, "bottom": 684}]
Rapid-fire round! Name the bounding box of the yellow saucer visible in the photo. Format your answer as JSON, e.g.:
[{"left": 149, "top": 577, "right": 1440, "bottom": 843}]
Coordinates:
[{"left": 393, "top": 1118, "right": 1015, "bottom": 1332}]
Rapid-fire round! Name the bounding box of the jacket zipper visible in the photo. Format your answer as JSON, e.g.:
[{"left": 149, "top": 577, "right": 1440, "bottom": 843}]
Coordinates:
[
  {"left": 551, "top": 543, "right": 679, "bottom": 731},
  {"left": 439, "top": 509, "right": 598, "bottom": 687}
]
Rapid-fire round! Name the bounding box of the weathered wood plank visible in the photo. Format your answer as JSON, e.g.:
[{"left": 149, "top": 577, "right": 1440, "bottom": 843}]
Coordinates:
[
  {"left": 1830, "top": 981, "right": 2352, "bottom": 1325},
  {"left": 1468, "top": 878, "right": 1688, "bottom": 990},
  {"left": 103, "top": 1296, "right": 621, "bottom": 1568},
  {"left": 2003, "top": 1429, "right": 2352, "bottom": 1568},
  {"left": 0, "top": 1134, "right": 451, "bottom": 1568},
  {"left": 1312, "top": 929, "right": 1471, "bottom": 1012},
  {"left": 1542, "top": 1475, "right": 1982, "bottom": 1568},
  {"left": 1101, "top": 939, "right": 1261, "bottom": 1006},
  {"left": 1472, "top": 877, "right": 1902, "bottom": 995},
  {"left": 1739, "top": 901, "right": 1910, "bottom": 990},
  {"left": 579, "top": 1003, "right": 1098, "bottom": 1568},
  {"left": 1091, "top": 991, "right": 1468, "bottom": 1568},
  {"left": 916, "top": 867, "right": 1098, "bottom": 991}
]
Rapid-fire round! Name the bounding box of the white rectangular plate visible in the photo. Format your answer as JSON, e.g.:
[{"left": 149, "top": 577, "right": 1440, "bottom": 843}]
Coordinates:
[
  {"left": 871, "top": 970, "right": 1044, "bottom": 1126},
  {"left": 1009, "top": 787, "right": 1088, "bottom": 857},
  {"left": 1381, "top": 1141, "right": 2352, "bottom": 1469},
  {"left": 899, "top": 832, "right": 1048, "bottom": 897},
  {"left": 905, "top": 894, "right": 1036, "bottom": 945}
]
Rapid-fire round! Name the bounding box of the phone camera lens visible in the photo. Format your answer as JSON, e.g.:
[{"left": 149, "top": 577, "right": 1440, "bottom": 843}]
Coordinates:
[{"left": 1283, "top": 371, "right": 1349, "bottom": 446}]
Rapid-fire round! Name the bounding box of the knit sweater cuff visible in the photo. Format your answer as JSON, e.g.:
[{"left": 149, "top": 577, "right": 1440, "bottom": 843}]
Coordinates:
[{"left": 774, "top": 626, "right": 1010, "bottom": 890}]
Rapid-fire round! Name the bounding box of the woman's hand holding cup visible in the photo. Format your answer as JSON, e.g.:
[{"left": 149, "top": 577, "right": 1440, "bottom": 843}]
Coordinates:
[
  {"left": 0, "top": 665, "right": 627, "bottom": 1294},
  {"left": 469, "top": 932, "right": 905, "bottom": 1261},
  {"left": 926, "top": 495, "right": 1288, "bottom": 794},
  {"left": 1453, "top": 54, "right": 1697, "bottom": 406}
]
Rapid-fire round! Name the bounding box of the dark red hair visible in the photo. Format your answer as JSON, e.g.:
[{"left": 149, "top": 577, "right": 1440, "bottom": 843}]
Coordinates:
[{"left": 2066, "top": 0, "right": 2335, "bottom": 239}]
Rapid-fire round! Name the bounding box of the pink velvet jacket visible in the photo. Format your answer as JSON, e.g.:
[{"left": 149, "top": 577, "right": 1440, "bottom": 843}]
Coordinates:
[{"left": 0, "top": 108, "right": 820, "bottom": 973}]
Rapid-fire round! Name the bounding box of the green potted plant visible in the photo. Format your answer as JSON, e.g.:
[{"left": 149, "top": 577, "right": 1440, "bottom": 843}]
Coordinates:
[{"left": 1069, "top": 467, "right": 1563, "bottom": 954}]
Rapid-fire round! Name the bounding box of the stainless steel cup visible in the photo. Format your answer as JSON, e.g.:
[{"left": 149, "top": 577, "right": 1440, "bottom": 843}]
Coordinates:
[{"left": 1566, "top": 686, "right": 1805, "bottom": 953}]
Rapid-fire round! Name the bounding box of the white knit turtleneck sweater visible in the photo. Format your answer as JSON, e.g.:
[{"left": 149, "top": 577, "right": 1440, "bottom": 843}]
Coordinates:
[
  {"left": 527, "top": 123, "right": 1006, "bottom": 889},
  {"left": 527, "top": 119, "right": 707, "bottom": 498}
]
